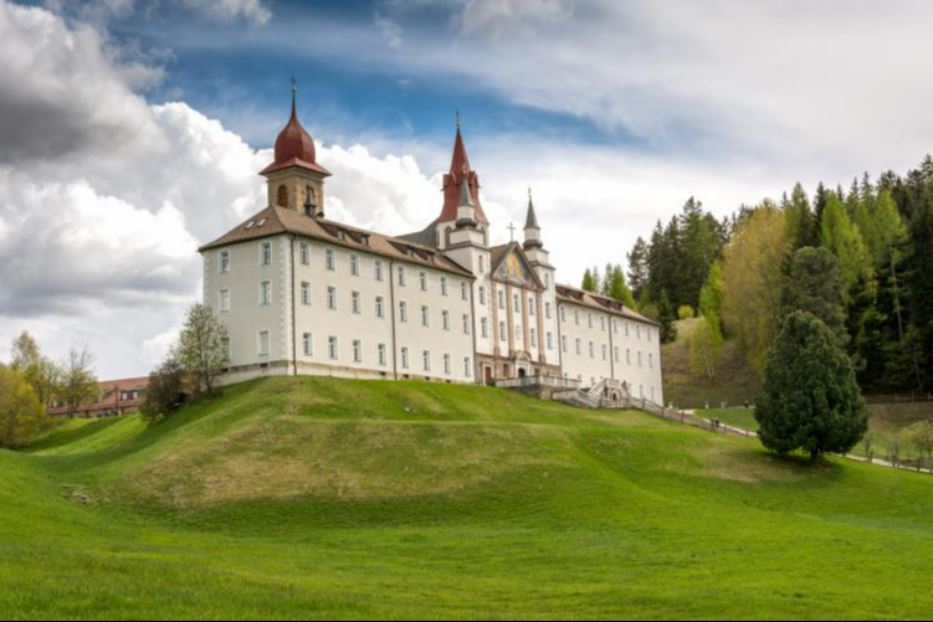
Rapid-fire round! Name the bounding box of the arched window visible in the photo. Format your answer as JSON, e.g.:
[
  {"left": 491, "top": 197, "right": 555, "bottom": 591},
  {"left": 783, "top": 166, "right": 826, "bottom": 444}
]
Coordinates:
[{"left": 277, "top": 184, "right": 288, "bottom": 207}]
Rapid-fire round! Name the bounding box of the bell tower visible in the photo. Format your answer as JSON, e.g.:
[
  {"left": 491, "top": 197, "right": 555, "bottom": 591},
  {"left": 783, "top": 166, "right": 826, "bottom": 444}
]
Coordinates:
[{"left": 260, "top": 79, "right": 331, "bottom": 217}]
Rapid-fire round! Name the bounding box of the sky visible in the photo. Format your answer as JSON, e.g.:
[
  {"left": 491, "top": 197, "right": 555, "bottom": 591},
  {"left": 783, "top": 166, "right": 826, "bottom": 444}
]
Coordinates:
[{"left": 3, "top": 0, "right": 933, "bottom": 378}]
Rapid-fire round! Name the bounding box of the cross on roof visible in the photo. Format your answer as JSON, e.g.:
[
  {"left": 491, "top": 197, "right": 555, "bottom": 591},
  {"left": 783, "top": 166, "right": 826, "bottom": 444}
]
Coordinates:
[{"left": 507, "top": 222, "right": 516, "bottom": 241}]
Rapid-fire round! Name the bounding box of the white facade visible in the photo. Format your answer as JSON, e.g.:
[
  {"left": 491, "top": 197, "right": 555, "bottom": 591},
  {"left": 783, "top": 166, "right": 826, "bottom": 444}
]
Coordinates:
[{"left": 199, "top": 104, "right": 663, "bottom": 400}]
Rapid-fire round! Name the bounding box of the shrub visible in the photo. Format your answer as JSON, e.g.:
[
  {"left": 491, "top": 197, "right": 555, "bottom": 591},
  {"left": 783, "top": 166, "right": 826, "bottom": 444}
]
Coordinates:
[
  {"left": 0, "top": 366, "right": 47, "bottom": 449},
  {"left": 141, "top": 356, "right": 185, "bottom": 423},
  {"left": 677, "top": 304, "right": 695, "bottom": 319}
]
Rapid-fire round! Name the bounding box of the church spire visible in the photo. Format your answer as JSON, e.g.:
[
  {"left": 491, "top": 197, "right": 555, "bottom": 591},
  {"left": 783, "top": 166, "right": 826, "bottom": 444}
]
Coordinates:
[
  {"left": 523, "top": 187, "right": 543, "bottom": 250},
  {"left": 437, "top": 115, "right": 488, "bottom": 225}
]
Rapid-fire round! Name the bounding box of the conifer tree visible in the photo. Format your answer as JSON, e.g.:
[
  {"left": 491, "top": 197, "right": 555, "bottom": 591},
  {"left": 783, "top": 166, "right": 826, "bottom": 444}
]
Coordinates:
[
  {"left": 657, "top": 290, "right": 678, "bottom": 343},
  {"left": 755, "top": 311, "right": 867, "bottom": 462}
]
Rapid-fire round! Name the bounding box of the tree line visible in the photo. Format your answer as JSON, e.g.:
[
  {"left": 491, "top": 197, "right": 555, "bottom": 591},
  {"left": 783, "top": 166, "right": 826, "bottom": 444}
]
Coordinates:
[
  {"left": 0, "top": 304, "right": 230, "bottom": 449},
  {"left": 581, "top": 156, "right": 933, "bottom": 395}
]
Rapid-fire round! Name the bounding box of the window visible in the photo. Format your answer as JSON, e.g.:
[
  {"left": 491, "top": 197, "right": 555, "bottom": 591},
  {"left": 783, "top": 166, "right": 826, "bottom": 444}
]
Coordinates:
[
  {"left": 352, "top": 339, "right": 362, "bottom": 363},
  {"left": 575, "top": 338, "right": 581, "bottom": 355},
  {"left": 422, "top": 350, "right": 431, "bottom": 372},
  {"left": 614, "top": 346, "right": 619, "bottom": 362},
  {"left": 325, "top": 248, "right": 335, "bottom": 270},
  {"left": 561, "top": 335, "right": 567, "bottom": 353},
  {"left": 461, "top": 281, "right": 468, "bottom": 300},
  {"left": 374, "top": 260, "right": 383, "bottom": 281},
  {"left": 498, "top": 289, "right": 505, "bottom": 309},
  {"left": 421, "top": 305, "right": 430, "bottom": 327},
  {"left": 397, "top": 266, "right": 406, "bottom": 286},
  {"left": 277, "top": 184, "right": 287, "bottom": 207},
  {"left": 219, "top": 250, "right": 230, "bottom": 273},
  {"left": 588, "top": 341, "right": 594, "bottom": 358},
  {"left": 399, "top": 301, "right": 408, "bottom": 323},
  {"left": 625, "top": 321, "right": 630, "bottom": 337},
  {"left": 626, "top": 348, "right": 631, "bottom": 365},
  {"left": 530, "top": 328, "right": 537, "bottom": 348},
  {"left": 612, "top": 319, "right": 617, "bottom": 334},
  {"left": 513, "top": 294, "right": 520, "bottom": 313},
  {"left": 588, "top": 313, "right": 593, "bottom": 329},
  {"left": 350, "top": 254, "right": 359, "bottom": 276},
  {"left": 419, "top": 271, "right": 427, "bottom": 291},
  {"left": 352, "top": 291, "right": 361, "bottom": 314},
  {"left": 464, "top": 357, "right": 471, "bottom": 377},
  {"left": 440, "top": 276, "right": 448, "bottom": 296},
  {"left": 328, "top": 336, "right": 338, "bottom": 360},
  {"left": 222, "top": 337, "right": 231, "bottom": 361},
  {"left": 544, "top": 273, "right": 550, "bottom": 288},
  {"left": 442, "top": 310, "right": 450, "bottom": 331},
  {"left": 649, "top": 353, "right": 654, "bottom": 369},
  {"left": 443, "top": 353, "right": 451, "bottom": 375},
  {"left": 638, "top": 351, "right": 643, "bottom": 367},
  {"left": 299, "top": 243, "right": 309, "bottom": 266},
  {"left": 259, "top": 281, "right": 271, "bottom": 306},
  {"left": 258, "top": 330, "right": 270, "bottom": 356},
  {"left": 303, "top": 332, "right": 312, "bottom": 356},
  {"left": 219, "top": 289, "right": 230, "bottom": 312},
  {"left": 637, "top": 325, "right": 642, "bottom": 339},
  {"left": 481, "top": 317, "right": 489, "bottom": 338},
  {"left": 545, "top": 302, "right": 552, "bottom": 319},
  {"left": 300, "top": 282, "right": 310, "bottom": 306},
  {"left": 478, "top": 255, "right": 485, "bottom": 273},
  {"left": 601, "top": 344, "right": 607, "bottom": 361},
  {"left": 601, "top": 317, "right": 606, "bottom": 330},
  {"left": 375, "top": 296, "right": 384, "bottom": 318},
  {"left": 327, "top": 286, "right": 337, "bottom": 310},
  {"left": 462, "top": 314, "right": 470, "bottom": 335},
  {"left": 260, "top": 242, "right": 272, "bottom": 266},
  {"left": 401, "top": 347, "right": 409, "bottom": 369},
  {"left": 529, "top": 297, "right": 535, "bottom": 316},
  {"left": 560, "top": 307, "right": 566, "bottom": 322},
  {"left": 479, "top": 286, "right": 486, "bottom": 305},
  {"left": 547, "top": 332, "right": 553, "bottom": 350},
  {"left": 574, "top": 309, "right": 579, "bottom": 325},
  {"left": 500, "top": 321, "right": 507, "bottom": 342},
  {"left": 378, "top": 343, "right": 387, "bottom": 366}
]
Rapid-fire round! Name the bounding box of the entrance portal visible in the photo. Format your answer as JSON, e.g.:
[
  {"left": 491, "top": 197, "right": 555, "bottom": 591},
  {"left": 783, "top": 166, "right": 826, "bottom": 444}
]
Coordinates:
[{"left": 518, "top": 368, "right": 527, "bottom": 379}]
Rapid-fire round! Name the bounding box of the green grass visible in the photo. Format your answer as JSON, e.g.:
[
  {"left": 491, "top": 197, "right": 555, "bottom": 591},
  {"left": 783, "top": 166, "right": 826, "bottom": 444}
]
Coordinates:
[
  {"left": 4, "top": 376, "right": 933, "bottom": 619},
  {"left": 695, "top": 407, "right": 760, "bottom": 432}
]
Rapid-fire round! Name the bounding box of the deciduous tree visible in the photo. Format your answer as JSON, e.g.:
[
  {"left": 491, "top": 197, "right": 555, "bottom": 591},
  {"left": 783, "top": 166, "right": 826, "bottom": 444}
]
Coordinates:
[{"left": 178, "top": 303, "right": 229, "bottom": 396}]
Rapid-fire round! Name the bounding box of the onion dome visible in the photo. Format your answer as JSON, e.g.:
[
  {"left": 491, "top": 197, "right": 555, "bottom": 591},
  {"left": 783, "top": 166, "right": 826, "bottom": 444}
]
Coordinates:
[{"left": 260, "top": 82, "right": 331, "bottom": 177}]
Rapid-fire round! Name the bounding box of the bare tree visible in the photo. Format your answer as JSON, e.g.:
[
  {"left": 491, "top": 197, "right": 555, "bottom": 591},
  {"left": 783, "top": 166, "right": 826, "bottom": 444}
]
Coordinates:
[
  {"left": 887, "top": 434, "right": 901, "bottom": 469},
  {"left": 178, "top": 304, "right": 229, "bottom": 396},
  {"left": 59, "top": 349, "right": 98, "bottom": 418},
  {"left": 909, "top": 421, "right": 933, "bottom": 471},
  {"left": 861, "top": 432, "right": 875, "bottom": 463}
]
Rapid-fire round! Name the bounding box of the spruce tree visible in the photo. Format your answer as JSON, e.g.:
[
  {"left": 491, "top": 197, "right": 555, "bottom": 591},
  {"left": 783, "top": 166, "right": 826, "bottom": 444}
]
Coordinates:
[
  {"left": 755, "top": 311, "right": 867, "bottom": 462},
  {"left": 782, "top": 247, "right": 848, "bottom": 346},
  {"left": 657, "top": 290, "right": 678, "bottom": 343}
]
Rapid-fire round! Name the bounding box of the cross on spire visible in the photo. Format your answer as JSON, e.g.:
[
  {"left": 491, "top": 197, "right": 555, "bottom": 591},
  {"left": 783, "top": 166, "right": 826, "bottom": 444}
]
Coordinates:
[{"left": 507, "top": 222, "right": 516, "bottom": 241}]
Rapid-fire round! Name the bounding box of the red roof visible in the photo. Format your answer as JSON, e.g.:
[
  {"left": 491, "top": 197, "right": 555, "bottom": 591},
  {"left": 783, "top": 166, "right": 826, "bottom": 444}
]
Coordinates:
[
  {"left": 259, "top": 93, "right": 331, "bottom": 177},
  {"left": 437, "top": 126, "right": 488, "bottom": 224}
]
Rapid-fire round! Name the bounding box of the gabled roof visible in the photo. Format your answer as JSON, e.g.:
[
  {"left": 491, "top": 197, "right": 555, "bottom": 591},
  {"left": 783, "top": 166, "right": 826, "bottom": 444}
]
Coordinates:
[
  {"left": 488, "top": 242, "right": 545, "bottom": 290},
  {"left": 555, "top": 284, "right": 659, "bottom": 326},
  {"left": 199, "top": 207, "right": 473, "bottom": 277}
]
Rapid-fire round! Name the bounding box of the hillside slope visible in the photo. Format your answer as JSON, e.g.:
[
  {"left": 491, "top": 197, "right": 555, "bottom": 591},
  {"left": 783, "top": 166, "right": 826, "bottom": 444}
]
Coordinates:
[
  {"left": 662, "top": 318, "right": 761, "bottom": 407},
  {"left": 4, "top": 377, "right": 933, "bottom": 619}
]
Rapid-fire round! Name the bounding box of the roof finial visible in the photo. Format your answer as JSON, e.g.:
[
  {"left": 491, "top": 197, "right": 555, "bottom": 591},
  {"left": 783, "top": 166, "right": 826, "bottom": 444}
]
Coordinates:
[
  {"left": 528, "top": 187, "right": 533, "bottom": 202},
  {"left": 456, "top": 109, "right": 461, "bottom": 130},
  {"left": 290, "top": 76, "right": 297, "bottom": 117}
]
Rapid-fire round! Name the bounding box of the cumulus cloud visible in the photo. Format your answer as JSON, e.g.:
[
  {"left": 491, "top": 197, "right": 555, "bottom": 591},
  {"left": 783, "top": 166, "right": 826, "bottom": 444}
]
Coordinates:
[{"left": 0, "top": 1, "right": 163, "bottom": 163}]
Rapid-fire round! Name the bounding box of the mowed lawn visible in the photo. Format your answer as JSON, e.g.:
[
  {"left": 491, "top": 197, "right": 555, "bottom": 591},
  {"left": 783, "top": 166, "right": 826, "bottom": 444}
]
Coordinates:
[{"left": 4, "top": 377, "right": 933, "bottom": 619}]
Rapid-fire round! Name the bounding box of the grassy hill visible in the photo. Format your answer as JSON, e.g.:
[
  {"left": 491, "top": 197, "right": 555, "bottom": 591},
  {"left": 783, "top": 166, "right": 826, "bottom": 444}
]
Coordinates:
[
  {"left": 661, "top": 318, "right": 761, "bottom": 408},
  {"left": 5, "top": 377, "right": 933, "bottom": 618}
]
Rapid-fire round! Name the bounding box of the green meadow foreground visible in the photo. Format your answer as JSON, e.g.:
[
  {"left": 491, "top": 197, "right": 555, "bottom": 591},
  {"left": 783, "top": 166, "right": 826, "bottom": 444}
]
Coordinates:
[{"left": 4, "top": 378, "right": 933, "bottom": 619}]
